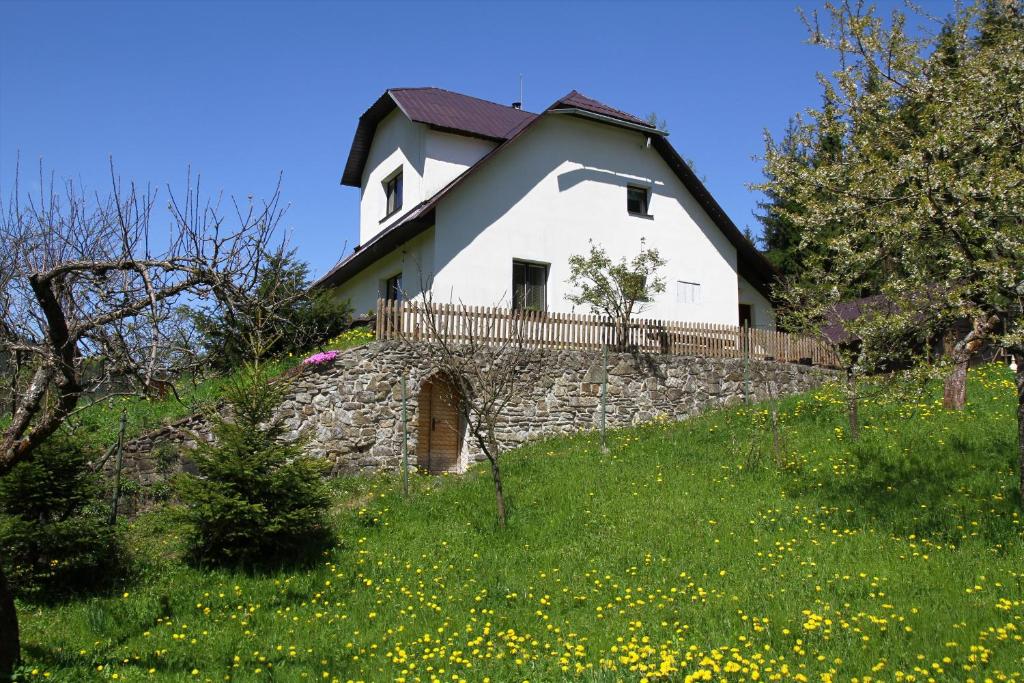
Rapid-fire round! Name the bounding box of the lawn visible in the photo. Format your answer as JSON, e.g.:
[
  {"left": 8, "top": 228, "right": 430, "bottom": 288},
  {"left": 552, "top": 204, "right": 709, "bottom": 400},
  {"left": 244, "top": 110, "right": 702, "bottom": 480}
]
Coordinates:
[
  {"left": 55, "top": 328, "right": 376, "bottom": 453},
  {"left": 14, "top": 364, "right": 1023, "bottom": 682}
]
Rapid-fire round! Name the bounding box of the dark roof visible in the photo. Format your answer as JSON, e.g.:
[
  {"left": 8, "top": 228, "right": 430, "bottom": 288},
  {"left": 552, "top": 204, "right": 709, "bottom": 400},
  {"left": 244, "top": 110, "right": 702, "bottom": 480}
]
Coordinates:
[
  {"left": 319, "top": 89, "right": 778, "bottom": 299},
  {"left": 821, "top": 294, "right": 897, "bottom": 344},
  {"left": 549, "top": 90, "right": 655, "bottom": 128},
  {"left": 341, "top": 87, "right": 536, "bottom": 187},
  {"left": 392, "top": 88, "right": 536, "bottom": 139}
]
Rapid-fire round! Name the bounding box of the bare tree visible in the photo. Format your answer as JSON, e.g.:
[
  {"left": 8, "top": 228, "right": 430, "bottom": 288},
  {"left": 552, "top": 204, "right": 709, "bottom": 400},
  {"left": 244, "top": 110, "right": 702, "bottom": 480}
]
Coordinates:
[
  {"left": 0, "top": 161, "right": 285, "bottom": 677},
  {"left": 411, "top": 289, "right": 529, "bottom": 528},
  {"left": 0, "top": 162, "right": 284, "bottom": 469}
]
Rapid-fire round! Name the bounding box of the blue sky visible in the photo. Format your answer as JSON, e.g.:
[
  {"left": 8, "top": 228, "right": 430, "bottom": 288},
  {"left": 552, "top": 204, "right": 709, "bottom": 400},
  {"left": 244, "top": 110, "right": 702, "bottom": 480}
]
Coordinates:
[{"left": 0, "top": 0, "right": 953, "bottom": 279}]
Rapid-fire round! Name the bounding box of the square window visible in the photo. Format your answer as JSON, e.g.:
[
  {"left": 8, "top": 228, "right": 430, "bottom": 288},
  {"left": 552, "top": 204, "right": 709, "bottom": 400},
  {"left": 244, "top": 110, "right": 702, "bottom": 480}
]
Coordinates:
[
  {"left": 627, "top": 186, "right": 649, "bottom": 215},
  {"left": 512, "top": 261, "right": 547, "bottom": 311},
  {"left": 384, "top": 170, "right": 403, "bottom": 217}
]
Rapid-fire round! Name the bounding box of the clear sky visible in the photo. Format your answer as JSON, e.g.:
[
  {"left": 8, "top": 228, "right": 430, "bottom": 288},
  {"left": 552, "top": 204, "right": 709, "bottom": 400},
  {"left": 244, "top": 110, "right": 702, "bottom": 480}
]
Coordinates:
[{"left": 0, "top": 0, "right": 953, "bottom": 279}]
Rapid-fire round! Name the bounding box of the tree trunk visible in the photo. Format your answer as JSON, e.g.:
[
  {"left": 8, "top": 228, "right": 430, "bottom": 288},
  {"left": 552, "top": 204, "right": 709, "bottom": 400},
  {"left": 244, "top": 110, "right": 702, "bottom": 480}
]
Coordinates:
[
  {"left": 943, "top": 356, "right": 969, "bottom": 410},
  {"left": 486, "top": 436, "right": 507, "bottom": 529},
  {"left": 846, "top": 368, "right": 860, "bottom": 441},
  {"left": 0, "top": 564, "right": 18, "bottom": 682},
  {"left": 1015, "top": 353, "right": 1024, "bottom": 511},
  {"left": 943, "top": 315, "right": 999, "bottom": 411},
  {"left": 1, "top": 275, "right": 83, "bottom": 471}
]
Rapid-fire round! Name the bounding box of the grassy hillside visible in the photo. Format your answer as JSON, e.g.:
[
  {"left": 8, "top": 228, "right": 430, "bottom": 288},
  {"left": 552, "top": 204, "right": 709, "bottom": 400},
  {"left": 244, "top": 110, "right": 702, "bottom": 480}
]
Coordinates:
[
  {"left": 15, "top": 365, "right": 1023, "bottom": 682},
  {"left": 58, "top": 328, "right": 375, "bottom": 452}
]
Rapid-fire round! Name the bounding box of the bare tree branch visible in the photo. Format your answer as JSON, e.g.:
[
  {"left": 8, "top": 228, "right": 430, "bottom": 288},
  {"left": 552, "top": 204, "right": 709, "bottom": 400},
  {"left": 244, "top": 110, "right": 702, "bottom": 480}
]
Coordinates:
[{"left": 0, "top": 161, "right": 286, "bottom": 471}]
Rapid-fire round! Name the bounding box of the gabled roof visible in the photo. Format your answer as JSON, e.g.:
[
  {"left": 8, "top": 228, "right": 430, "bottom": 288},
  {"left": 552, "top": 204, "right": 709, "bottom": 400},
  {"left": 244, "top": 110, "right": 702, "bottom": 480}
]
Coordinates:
[
  {"left": 320, "top": 89, "right": 779, "bottom": 299},
  {"left": 549, "top": 90, "right": 656, "bottom": 128},
  {"left": 340, "top": 87, "right": 536, "bottom": 187}
]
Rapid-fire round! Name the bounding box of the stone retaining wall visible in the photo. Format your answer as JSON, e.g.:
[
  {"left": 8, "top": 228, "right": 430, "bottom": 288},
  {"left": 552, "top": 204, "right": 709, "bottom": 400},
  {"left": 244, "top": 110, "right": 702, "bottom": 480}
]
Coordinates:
[{"left": 117, "top": 341, "right": 834, "bottom": 483}]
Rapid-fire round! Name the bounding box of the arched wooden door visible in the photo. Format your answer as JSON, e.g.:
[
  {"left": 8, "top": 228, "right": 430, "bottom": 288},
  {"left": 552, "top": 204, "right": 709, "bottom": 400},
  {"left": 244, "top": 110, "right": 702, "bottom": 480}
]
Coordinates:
[{"left": 417, "top": 375, "right": 461, "bottom": 473}]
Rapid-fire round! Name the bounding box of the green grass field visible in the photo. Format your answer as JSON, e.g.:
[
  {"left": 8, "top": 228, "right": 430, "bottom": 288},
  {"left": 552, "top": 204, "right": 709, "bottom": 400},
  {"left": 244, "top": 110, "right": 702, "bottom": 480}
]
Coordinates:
[
  {"left": 57, "top": 328, "right": 375, "bottom": 453},
  {"left": 15, "top": 364, "right": 1023, "bottom": 682}
]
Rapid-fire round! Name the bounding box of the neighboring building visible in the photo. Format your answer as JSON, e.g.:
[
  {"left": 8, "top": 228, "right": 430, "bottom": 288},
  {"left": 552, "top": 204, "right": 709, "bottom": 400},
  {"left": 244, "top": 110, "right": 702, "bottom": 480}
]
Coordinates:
[
  {"left": 315, "top": 87, "right": 778, "bottom": 328},
  {"left": 823, "top": 294, "right": 1013, "bottom": 368}
]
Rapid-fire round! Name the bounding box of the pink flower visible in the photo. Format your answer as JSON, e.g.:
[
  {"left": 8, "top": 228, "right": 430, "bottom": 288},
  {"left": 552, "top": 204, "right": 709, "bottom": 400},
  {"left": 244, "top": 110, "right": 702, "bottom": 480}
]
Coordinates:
[{"left": 302, "top": 350, "right": 339, "bottom": 366}]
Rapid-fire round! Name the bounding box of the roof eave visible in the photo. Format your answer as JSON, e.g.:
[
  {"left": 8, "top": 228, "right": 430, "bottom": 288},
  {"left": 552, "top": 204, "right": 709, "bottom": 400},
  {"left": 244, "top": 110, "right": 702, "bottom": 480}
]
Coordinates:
[
  {"left": 312, "top": 203, "right": 436, "bottom": 290},
  {"left": 547, "top": 107, "right": 667, "bottom": 136},
  {"left": 340, "top": 91, "right": 401, "bottom": 187},
  {"left": 424, "top": 123, "right": 508, "bottom": 143},
  {"left": 649, "top": 135, "right": 779, "bottom": 301}
]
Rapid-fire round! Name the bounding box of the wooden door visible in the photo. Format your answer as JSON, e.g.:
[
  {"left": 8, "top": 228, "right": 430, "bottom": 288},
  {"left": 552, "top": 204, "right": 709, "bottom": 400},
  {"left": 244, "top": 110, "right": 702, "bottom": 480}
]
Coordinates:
[{"left": 416, "top": 377, "right": 461, "bottom": 473}]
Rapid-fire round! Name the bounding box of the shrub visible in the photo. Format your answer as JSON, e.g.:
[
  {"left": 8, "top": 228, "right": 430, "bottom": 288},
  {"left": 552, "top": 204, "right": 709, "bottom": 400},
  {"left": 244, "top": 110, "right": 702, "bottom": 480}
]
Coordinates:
[
  {"left": 302, "top": 350, "right": 340, "bottom": 367},
  {"left": 192, "top": 251, "right": 352, "bottom": 370},
  {"left": 175, "top": 365, "right": 332, "bottom": 566},
  {"left": 0, "top": 436, "right": 122, "bottom": 598}
]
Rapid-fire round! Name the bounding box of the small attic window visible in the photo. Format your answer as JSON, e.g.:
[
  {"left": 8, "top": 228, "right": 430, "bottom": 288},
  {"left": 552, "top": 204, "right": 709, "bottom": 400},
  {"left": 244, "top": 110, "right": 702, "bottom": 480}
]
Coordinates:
[
  {"left": 627, "top": 185, "right": 650, "bottom": 216},
  {"left": 383, "top": 168, "right": 403, "bottom": 218}
]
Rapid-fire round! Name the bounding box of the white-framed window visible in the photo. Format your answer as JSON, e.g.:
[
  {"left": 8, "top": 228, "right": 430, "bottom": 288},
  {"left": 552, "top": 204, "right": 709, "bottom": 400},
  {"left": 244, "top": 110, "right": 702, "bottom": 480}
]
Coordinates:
[
  {"left": 676, "top": 280, "right": 701, "bottom": 305},
  {"left": 383, "top": 168, "right": 403, "bottom": 218},
  {"left": 626, "top": 185, "right": 650, "bottom": 215},
  {"left": 512, "top": 260, "right": 548, "bottom": 311}
]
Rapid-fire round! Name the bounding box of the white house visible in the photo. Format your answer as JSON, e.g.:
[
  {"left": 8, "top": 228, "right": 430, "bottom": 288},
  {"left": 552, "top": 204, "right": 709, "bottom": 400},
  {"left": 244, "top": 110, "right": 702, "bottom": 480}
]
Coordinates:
[{"left": 315, "top": 87, "right": 777, "bottom": 329}]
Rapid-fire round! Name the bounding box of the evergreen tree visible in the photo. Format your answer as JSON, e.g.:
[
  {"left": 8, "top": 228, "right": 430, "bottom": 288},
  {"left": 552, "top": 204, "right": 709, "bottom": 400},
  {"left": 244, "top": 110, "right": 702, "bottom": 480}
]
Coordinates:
[
  {"left": 0, "top": 436, "right": 122, "bottom": 597},
  {"left": 758, "top": 88, "right": 857, "bottom": 281},
  {"left": 193, "top": 250, "right": 352, "bottom": 370},
  {"left": 757, "top": 119, "right": 809, "bottom": 279},
  {"left": 175, "top": 365, "right": 332, "bottom": 565}
]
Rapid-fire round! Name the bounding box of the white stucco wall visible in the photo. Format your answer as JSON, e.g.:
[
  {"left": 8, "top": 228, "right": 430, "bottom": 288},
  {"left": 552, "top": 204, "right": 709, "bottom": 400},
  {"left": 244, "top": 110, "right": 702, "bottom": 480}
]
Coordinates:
[
  {"left": 358, "top": 119, "right": 498, "bottom": 247},
  {"left": 423, "top": 130, "right": 496, "bottom": 197},
  {"left": 332, "top": 228, "right": 436, "bottom": 315},
  {"left": 738, "top": 275, "right": 776, "bottom": 329},
  {"left": 342, "top": 113, "right": 775, "bottom": 327},
  {"left": 359, "top": 110, "right": 426, "bottom": 245},
  {"left": 427, "top": 115, "right": 744, "bottom": 323}
]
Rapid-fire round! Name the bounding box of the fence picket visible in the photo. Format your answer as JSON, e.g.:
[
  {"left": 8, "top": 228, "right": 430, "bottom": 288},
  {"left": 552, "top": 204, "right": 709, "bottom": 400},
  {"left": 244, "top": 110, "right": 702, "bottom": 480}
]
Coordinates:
[{"left": 374, "top": 300, "right": 836, "bottom": 367}]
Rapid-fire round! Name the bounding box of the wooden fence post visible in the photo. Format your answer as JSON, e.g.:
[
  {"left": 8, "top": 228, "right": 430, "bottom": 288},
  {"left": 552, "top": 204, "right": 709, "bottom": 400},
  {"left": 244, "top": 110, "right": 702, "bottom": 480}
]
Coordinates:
[
  {"left": 401, "top": 373, "right": 409, "bottom": 498},
  {"left": 109, "top": 409, "right": 127, "bottom": 525}
]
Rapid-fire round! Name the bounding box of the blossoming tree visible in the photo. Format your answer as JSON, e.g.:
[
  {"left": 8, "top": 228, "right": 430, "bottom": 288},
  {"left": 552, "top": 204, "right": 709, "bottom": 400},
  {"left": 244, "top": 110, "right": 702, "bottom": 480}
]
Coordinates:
[{"left": 758, "top": 1, "right": 1024, "bottom": 503}]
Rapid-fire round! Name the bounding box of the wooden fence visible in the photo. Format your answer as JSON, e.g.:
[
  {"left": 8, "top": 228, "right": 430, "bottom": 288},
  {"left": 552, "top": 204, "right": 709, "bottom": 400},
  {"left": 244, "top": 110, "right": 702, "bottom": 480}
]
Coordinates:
[{"left": 375, "top": 299, "right": 839, "bottom": 367}]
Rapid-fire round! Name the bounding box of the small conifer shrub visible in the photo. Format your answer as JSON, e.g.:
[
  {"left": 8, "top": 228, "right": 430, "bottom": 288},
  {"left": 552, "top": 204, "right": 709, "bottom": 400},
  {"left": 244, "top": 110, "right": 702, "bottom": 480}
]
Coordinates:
[
  {"left": 0, "top": 436, "right": 122, "bottom": 597},
  {"left": 175, "top": 365, "right": 332, "bottom": 565}
]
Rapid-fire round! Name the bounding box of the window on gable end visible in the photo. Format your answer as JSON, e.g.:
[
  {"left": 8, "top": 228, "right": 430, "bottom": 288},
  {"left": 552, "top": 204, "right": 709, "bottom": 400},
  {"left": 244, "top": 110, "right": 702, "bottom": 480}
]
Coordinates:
[
  {"left": 676, "top": 280, "right": 701, "bottom": 305},
  {"left": 627, "top": 185, "right": 650, "bottom": 216},
  {"left": 512, "top": 261, "right": 548, "bottom": 312}
]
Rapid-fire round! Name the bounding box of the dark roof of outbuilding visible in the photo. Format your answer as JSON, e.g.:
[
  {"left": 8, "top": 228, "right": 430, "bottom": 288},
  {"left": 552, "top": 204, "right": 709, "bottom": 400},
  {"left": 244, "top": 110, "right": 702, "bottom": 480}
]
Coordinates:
[
  {"left": 321, "top": 88, "right": 779, "bottom": 299},
  {"left": 821, "top": 294, "right": 899, "bottom": 344},
  {"left": 340, "top": 88, "right": 536, "bottom": 187}
]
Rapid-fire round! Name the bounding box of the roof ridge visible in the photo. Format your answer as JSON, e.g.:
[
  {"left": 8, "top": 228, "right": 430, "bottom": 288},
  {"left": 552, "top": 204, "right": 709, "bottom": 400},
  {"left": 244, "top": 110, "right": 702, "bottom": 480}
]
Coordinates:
[{"left": 551, "top": 89, "right": 653, "bottom": 127}]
